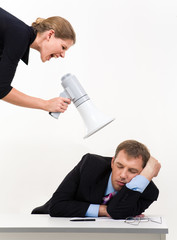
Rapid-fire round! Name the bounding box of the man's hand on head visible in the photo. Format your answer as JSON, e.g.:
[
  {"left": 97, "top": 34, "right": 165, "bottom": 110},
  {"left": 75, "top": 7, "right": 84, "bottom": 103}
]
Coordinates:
[{"left": 140, "top": 156, "right": 161, "bottom": 181}]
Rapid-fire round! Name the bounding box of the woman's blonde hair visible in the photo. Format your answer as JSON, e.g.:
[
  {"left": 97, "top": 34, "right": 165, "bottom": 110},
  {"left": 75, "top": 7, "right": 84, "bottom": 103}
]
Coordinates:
[{"left": 31, "top": 16, "right": 76, "bottom": 44}]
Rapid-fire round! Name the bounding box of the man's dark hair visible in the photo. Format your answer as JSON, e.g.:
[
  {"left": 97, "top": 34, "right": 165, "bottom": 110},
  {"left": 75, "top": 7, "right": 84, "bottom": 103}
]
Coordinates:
[{"left": 115, "top": 140, "right": 150, "bottom": 168}]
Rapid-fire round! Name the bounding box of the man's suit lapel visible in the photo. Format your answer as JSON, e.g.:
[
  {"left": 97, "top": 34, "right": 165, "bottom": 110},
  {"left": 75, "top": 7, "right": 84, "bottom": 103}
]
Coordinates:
[{"left": 89, "top": 170, "right": 111, "bottom": 203}]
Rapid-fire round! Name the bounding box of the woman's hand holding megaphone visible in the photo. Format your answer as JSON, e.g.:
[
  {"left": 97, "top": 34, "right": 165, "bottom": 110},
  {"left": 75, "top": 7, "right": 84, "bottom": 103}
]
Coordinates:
[
  {"left": 47, "top": 97, "right": 71, "bottom": 113},
  {"left": 49, "top": 91, "right": 71, "bottom": 119}
]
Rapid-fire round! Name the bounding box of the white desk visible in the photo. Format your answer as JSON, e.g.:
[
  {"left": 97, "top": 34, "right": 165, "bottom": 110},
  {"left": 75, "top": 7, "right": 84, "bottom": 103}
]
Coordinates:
[{"left": 0, "top": 214, "right": 168, "bottom": 240}]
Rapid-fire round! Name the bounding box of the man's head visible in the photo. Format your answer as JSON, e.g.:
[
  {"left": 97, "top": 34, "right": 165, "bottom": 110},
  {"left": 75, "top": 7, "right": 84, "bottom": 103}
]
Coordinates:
[{"left": 111, "top": 140, "right": 150, "bottom": 191}]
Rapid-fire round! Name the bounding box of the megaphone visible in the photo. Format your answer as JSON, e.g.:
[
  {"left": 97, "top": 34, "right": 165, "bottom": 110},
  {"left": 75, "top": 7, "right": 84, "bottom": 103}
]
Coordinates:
[{"left": 49, "top": 74, "right": 115, "bottom": 138}]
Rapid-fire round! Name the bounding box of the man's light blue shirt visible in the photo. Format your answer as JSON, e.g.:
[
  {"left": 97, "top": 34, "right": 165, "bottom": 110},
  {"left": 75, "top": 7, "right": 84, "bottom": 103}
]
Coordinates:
[{"left": 85, "top": 174, "right": 149, "bottom": 217}]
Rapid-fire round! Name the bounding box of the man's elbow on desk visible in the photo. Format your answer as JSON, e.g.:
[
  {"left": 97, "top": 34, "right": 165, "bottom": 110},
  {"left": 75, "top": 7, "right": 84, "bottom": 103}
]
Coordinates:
[
  {"left": 49, "top": 211, "right": 56, "bottom": 218},
  {"left": 49, "top": 207, "right": 59, "bottom": 217},
  {"left": 49, "top": 205, "right": 64, "bottom": 218}
]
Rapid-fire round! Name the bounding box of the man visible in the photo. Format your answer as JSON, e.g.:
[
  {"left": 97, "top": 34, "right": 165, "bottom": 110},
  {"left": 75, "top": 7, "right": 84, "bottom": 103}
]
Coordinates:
[{"left": 32, "top": 140, "right": 161, "bottom": 219}]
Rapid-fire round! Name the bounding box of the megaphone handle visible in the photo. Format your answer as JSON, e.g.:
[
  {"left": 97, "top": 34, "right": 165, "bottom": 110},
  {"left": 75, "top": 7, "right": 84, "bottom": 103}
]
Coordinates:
[
  {"left": 49, "top": 111, "right": 61, "bottom": 119},
  {"left": 49, "top": 91, "right": 70, "bottom": 119}
]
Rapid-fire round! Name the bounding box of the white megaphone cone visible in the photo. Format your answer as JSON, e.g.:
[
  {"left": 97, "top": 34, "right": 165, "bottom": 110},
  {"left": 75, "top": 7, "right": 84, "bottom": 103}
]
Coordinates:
[
  {"left": 77, "top": 100, "right": 114, "bottom": 138},
  {"left": 49, "top": 74, "right": 115, "bottom": 138}
]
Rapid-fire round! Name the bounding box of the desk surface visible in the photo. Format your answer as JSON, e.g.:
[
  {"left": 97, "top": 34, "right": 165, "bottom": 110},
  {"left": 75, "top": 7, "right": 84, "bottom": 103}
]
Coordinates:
[{"left": 0, "top": 214, "right": 168, "bottom": 234}]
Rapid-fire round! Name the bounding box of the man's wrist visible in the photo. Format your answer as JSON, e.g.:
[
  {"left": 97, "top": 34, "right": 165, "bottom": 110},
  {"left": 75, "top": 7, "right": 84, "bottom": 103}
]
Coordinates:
[
  {"left": 126, "top": 175, "right": 150, "bottom": 193},
  {"left": 98, "top": 205, "right": 110, "bottom": 217},
  {"left": 85, "top": 204, "right": 100, "bottom": 217},
  {"left": 140, "top": 167, "right": 154, "bottom": 181}
]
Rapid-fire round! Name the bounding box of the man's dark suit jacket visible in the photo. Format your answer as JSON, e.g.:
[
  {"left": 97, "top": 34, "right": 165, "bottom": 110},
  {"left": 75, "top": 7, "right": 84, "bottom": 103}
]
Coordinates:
[{"left": 32, "top": 153, "right": 159, "bottom": 219}]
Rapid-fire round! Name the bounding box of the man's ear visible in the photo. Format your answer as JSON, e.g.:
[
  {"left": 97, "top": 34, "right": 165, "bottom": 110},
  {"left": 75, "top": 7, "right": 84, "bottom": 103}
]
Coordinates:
[{"left": 111, "top": 157, "right": 115, "bottom": 169}]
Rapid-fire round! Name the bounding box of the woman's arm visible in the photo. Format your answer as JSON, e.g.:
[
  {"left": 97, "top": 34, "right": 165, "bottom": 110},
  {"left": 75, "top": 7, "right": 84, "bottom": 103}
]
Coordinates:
[{"left": 2, "top": 88, "right": 71, "bottom": 112}]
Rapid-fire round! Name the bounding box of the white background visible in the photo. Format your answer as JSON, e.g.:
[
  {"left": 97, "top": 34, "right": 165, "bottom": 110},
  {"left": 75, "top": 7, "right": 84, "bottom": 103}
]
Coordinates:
[{"left": 0, "top": 0, "right": 176, "bottom": 239}]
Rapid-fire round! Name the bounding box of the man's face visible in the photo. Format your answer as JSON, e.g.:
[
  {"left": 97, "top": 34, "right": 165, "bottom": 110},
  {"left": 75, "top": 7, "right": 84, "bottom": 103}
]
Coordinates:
[{"left": 111, "top": 150, "right": 144, "bottom": 191}]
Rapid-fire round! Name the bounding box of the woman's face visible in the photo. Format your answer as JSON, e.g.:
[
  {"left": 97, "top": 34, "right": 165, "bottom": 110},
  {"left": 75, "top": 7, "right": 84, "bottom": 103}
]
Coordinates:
[{"left": 40, "top": 30, "right": 73, "bottom": 62}]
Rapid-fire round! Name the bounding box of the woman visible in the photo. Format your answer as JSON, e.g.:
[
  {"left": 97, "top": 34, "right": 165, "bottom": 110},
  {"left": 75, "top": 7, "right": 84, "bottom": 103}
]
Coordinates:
[{"left": 0, "top": 7, "right": 76, "bottom": 113}]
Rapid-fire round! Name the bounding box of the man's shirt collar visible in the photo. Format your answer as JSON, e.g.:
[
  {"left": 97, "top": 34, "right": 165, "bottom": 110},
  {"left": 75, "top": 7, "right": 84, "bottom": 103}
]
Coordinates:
[{"left": 105, "top": 173, "right": 117, "bottom": 195}]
